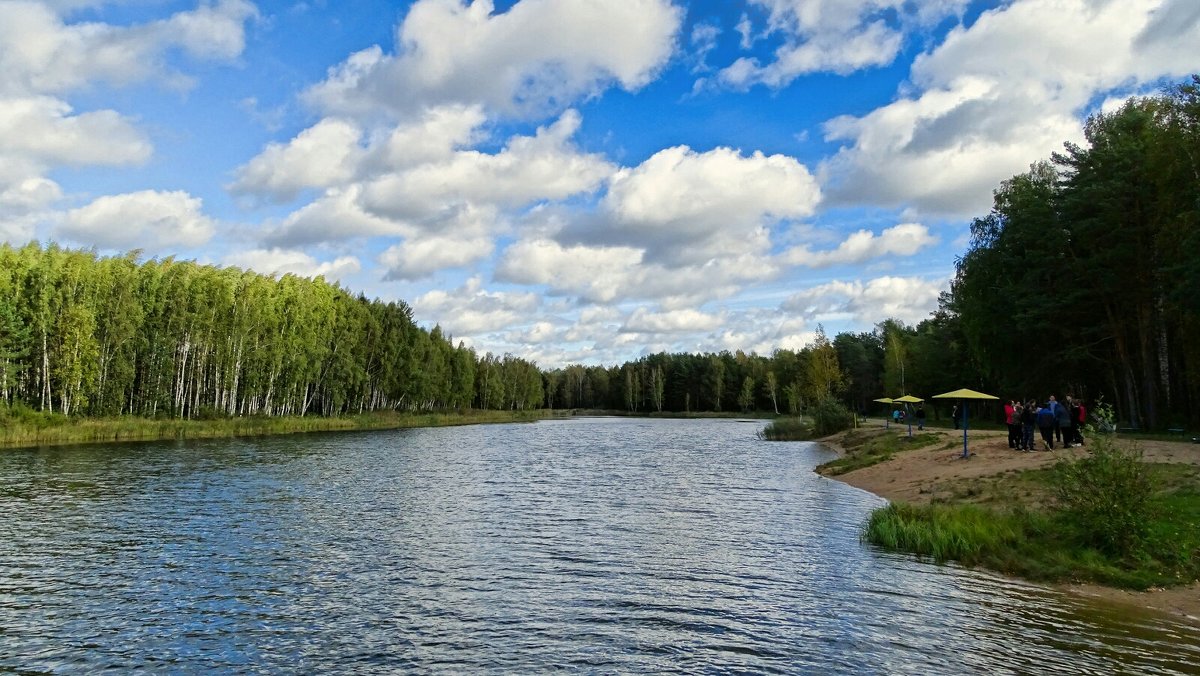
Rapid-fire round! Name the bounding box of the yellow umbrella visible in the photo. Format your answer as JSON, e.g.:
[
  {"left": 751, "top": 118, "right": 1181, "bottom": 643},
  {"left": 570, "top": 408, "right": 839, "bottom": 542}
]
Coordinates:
[
  {"left": 894, "top": 395, "right": 924, "bottom": 437},
  {"left": 933, "top": 388, "right": 999, "bottom": 458},
  {"left": 874, "top": 397, "right": 894, "bottom": 428}
]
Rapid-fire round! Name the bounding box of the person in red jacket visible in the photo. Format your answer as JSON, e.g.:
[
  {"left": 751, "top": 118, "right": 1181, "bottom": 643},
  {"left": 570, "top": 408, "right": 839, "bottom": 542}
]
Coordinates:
[
  {"left": 1005, "top": 400, "right": 1018, "bottom": 449},
  {"left": 1072, "top": 398, "right": 1086, "bottom": 445}
]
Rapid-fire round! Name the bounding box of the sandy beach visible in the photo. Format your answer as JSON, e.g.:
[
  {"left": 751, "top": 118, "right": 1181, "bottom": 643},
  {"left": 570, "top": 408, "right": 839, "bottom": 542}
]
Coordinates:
[{"left": 818, "top": 420, "right": 1200, "bottom": 623}]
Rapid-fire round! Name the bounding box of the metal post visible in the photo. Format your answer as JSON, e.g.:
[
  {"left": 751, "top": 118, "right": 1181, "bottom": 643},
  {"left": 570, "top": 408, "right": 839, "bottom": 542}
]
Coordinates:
[{"left": 961, "top": 402, "right": 969, "bottom": 459}]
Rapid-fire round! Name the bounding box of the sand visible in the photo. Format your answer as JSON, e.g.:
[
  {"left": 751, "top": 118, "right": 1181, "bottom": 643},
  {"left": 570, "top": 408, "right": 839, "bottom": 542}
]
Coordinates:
[{"left": 819, "top": 420, "right": 1200, "bottom": 624}]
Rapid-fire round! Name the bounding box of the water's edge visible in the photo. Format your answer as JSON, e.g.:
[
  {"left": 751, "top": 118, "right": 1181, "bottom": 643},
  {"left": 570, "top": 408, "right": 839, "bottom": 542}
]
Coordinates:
[{"left": 810, "top": 436, "right": 1200, "bottom": 626}]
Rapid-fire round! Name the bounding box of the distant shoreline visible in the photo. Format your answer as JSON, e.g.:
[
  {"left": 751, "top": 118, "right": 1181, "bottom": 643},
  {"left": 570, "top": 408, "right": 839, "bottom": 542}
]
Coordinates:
[
  {"left": 0, "top": 408, "right": 775, "bottom": 452},
  {"left": 0, "top": 409, "right": 558, "bottom": 451}
]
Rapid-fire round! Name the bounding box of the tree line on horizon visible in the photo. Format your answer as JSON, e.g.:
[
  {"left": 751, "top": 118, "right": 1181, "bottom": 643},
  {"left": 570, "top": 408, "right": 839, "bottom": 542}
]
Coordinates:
[
  {"left": 0, "top": 243, "right": 543, "bottom": 419},
  {"left": 1, "top": 77, "right": 1195, "bottom": 430}
]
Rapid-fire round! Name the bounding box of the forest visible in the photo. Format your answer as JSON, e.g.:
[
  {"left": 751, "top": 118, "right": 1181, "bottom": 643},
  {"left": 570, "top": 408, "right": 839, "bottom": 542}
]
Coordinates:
[
  {"left": 544, "top": 77, "right": 1200, "bottom": 430},
  {"left": 0, "top": 78, "right": 1196, "bottom": 430},
  {"left": 0, "top": 244, "right": 543, "bottom": 419}
]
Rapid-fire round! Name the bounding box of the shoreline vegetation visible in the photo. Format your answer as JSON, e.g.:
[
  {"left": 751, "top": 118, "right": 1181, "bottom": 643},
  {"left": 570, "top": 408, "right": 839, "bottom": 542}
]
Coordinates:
[
  {"left": 0, "top": 408, "right": 770, "bottom": 451},
  {"left": 811, "top": 419, "right": 1200, "bottom": 621},
  {"left": 0, "top": 409, "right": 555, "bottom": 450}
]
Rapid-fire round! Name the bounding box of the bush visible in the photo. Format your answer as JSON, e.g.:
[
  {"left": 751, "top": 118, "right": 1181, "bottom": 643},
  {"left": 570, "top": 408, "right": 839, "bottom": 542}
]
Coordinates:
[
  {"left": 1052, "top": 404, "right": 1155, "bottom": 557},
  {"left": 757, "top": 417, "right": 811, "bottom": 441},
  {"left": 810, "top": 398, "right": 855, "bottom": 437}
]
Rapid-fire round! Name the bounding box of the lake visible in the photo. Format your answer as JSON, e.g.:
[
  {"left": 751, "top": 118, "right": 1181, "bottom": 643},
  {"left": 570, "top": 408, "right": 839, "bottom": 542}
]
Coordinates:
[{"left": 1, "top": 417, "right": 1198, "bottom": 673}]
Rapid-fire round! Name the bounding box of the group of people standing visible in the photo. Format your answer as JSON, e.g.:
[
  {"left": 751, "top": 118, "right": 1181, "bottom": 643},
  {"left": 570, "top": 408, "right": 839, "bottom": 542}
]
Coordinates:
[{"left": 1005, "top": 396, "right": 1086, "bottom": 452}]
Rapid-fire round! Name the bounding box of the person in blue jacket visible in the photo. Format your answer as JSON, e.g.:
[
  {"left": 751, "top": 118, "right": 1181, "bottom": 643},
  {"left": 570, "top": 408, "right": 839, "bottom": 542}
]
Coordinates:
[{"left": 1037, "top": 402, "right": 1057, "bottom": 450}]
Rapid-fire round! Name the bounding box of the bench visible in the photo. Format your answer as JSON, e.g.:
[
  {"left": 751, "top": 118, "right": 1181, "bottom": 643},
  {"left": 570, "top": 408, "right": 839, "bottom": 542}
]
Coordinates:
[
  {"left": 1117, "top": 426, "right": 1141, "bottom": 434},
  {"left": 1167, "top": 427, "right": 1185, "bottom": 436}
]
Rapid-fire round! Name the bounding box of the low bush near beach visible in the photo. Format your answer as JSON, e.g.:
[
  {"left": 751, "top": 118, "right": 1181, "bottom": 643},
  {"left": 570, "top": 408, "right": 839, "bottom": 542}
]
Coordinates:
[
  {"left": 758, "top": 417, "right": 812, "bottom": 441},
  {"left": 1052, "top": 435, "right": 1155, "bottom": 558}
]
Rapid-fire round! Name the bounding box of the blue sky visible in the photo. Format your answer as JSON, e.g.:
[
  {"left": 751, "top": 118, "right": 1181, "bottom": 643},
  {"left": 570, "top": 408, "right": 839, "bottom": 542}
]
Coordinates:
[{"left": 2, "top": 0, "right": 1197, "bottom": 367}]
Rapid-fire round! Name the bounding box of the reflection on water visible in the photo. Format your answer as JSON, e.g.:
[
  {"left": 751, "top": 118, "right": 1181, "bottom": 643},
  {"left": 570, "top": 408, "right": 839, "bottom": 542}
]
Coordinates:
[{"left": 1, "top": 418, "right": 1197, "bottom": 673}]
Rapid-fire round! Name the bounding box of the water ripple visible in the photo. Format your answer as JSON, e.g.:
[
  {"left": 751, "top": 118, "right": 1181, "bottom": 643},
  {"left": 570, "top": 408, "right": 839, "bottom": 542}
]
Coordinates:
[{"left": 1, "top": 418, "right": 1198, "bottom": 674}]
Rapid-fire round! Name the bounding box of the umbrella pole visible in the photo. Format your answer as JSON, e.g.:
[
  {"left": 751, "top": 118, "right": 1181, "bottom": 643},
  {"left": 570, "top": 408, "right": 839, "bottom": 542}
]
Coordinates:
[
  {"left": 907, "top": 403, "right": 913, "bottom": 438},
  {"left": 961, "top": 403, "right": 969, "bottom": 459}
]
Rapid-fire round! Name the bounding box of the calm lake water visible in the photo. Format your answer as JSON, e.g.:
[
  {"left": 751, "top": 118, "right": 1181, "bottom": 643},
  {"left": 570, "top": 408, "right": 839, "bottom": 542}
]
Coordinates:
[{"left": 2, "top": 417, "right": 1198, "bottom": 673}]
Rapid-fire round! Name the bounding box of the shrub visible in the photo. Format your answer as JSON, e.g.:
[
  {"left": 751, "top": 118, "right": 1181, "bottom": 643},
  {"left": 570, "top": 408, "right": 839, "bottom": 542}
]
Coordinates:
[
  {"left": 757, "top": 417, "right": 811, "bottom": 441},
  {"left": 810, "top": 397, "right": 855, "bottom": 437},
  {"left": 1052, "top": 403, "right": 1155, "bottom": 557}
]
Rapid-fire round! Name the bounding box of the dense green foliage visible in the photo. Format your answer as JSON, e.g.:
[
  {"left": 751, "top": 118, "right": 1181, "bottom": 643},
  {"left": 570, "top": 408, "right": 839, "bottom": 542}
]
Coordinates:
[
  {"left": 950, "top": 77, "right": 1200, "bottom": 430},
  {"left": 809, "top": 398, "right": 855, "bottom": 437},
  {"left": 0, "top": 243, "right": 543, "bottom": 419}
]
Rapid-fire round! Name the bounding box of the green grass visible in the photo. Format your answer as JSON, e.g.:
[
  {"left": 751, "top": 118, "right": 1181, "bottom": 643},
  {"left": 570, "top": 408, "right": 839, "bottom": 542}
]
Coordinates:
[
  {"left": 0, "top": 408, "right": 553, "bottom": 450},
  {"left": 864, "top": 464, "right": 1200, "bottom": 590},
  {"left": 816, "top": 430, "right": 941, "bottom": 476}
]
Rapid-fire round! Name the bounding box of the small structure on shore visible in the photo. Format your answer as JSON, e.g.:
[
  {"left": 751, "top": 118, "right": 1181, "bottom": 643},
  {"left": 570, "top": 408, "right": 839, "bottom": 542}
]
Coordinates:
[
  {"left": 893, "top": 394, "right": 924, "bottom": 438},
  {"left": 874, "top": 397, "right": 894, "bottom": 428},
  {"left": 933, "top": 388, "right": 999, "bottom": 459}
]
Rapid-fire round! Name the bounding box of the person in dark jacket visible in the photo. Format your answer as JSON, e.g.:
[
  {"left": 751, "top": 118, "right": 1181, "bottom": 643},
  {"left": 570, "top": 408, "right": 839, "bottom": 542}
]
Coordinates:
[
  {"left": 1054, "top": 396, "right": 1073, "bottom": 448},
  {"left": 915, "top": 404, "right": 926, "bottom": 430},
  {"left": 1020, "top": 399, "right": 1037, "bottom": 451},
  {"left": 1037, "top": 403, "right": 1056, "bottom": 450}
]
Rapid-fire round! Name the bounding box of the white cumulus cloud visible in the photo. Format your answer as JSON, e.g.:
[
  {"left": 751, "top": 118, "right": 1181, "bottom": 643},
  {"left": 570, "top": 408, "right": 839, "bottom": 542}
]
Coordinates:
[
  {"left": 0, "top": 0, "right": 256, "bottom": 96},
  {"left": 0, "top": 1, "right": 256, "bottom": 238},
  {"left": 595, "top": 145, "right": 820, "bottom": 266},
  {"left": 781, "top": 223, "right": 937, "bottom": 267},
  {"left": 361, "top": 110, "right": 612, "bottom": 221},
  {"left": 304, "top": 0, "right": 682, "bottom": 119},
  {"left": 223, "top": 248, "right": 362, "bottom": 283},
  {"left": 379, "top": 233, "right": 495, "bottom": 281},
  {"left": 230, "top": 118, "right": 364, "bottom": 202},
  {"left": 412, "top": 277, "right": 542, "bottom": 337},
  {"left": 622, "top": 307, "right": 723, "bottom": 334},
  {"left": 783, "top": 275, "right": 946, "bottom": 325},
  {"left": 58, "top": 190, "right": 216, "bottom": 251},
  {"left": 717, "top": 0, "right": 969, "bottom": 88},
  {"left": 496, "top": 238, "right": 644, "bottom": 304},
  {"left": 818, "top": 0, "right": 1200, "bottom": 216}
]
